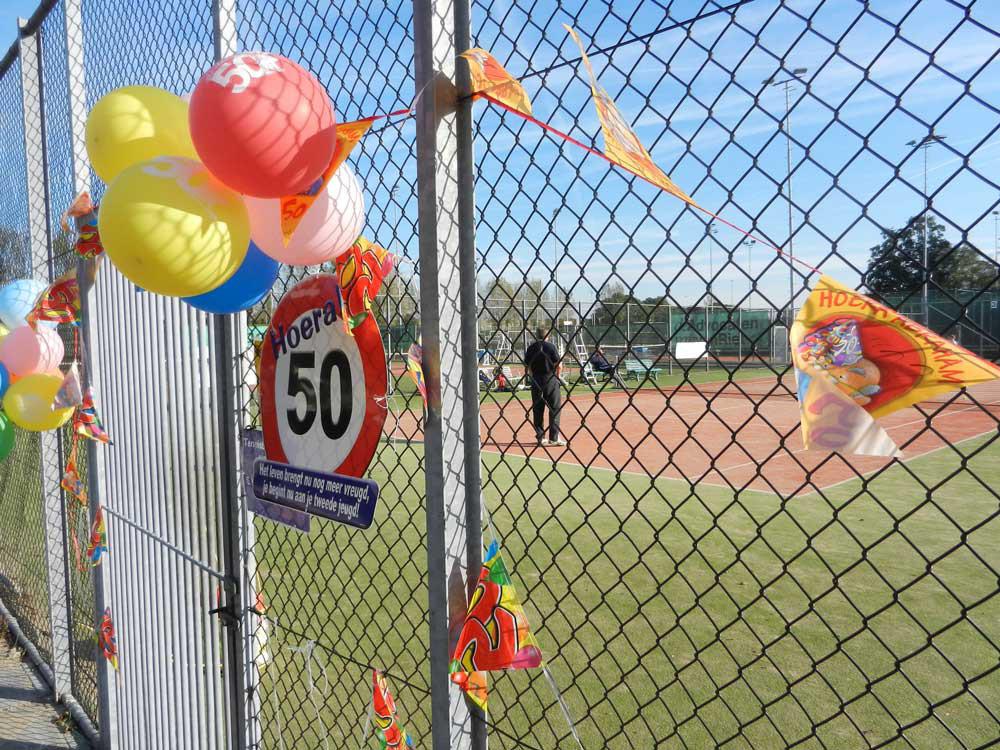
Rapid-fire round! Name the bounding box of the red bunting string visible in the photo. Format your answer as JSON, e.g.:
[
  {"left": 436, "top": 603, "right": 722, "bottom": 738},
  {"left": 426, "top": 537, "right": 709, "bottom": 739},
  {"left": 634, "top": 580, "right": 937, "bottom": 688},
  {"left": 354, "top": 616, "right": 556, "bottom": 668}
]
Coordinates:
[{"left": 478, "top": 91, "right": 823, "bottom": 277}]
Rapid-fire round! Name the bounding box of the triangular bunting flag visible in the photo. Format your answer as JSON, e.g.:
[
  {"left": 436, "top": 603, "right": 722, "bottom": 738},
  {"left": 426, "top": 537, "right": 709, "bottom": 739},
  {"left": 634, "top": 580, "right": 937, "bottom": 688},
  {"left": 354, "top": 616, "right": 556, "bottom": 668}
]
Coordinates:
[
  {"left": 372, "top": 670, "right": 414, "bottom": 749},
  {"left": 62, "top": 192, "right": 104, "bottom": 258},
  {"left": 61, "top": 447, "right": 87, "bottom": 503},
  {"left": 405, "top": 343, "right": 427, "bottom": 407},
  {"left": 74, "top": 388, "right": 111, "bottom": 444},
  {"left": 564, "top": 25, "right": 694, "bottom": 204},
  {"left": 53, "top": 364, "right": 83, "bottom": 410},
  {"left": 792, "top": 275, "right": 1000, "bottom": 456},
  {"left": 335, "top": 236, "right": 393, "bottom": 331},
  {"left": 28, "top": 269, "right": 81, "bottom": 328},
  {"left": 98, "top": 607, "right": 119, "bottom": 671},
  {"left": 449, "top": 540, "right": 542, "bottom": 695},
  {"left": 86, "top": 507, "right": 108, "bottom": 567},
  {"left": 279, "top": 119, "right": 376, "bottom": 244},
  {"left": 460, "top": 48, "right": 533, "bottom": 116}
]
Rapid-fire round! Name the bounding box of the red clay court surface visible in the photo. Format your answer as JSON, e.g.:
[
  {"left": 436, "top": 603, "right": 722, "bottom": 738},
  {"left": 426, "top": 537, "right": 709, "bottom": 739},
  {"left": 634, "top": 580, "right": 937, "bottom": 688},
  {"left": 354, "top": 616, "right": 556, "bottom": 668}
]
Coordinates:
[{"left": 386, "top": 376, "right": 1000, "bottom": 496}]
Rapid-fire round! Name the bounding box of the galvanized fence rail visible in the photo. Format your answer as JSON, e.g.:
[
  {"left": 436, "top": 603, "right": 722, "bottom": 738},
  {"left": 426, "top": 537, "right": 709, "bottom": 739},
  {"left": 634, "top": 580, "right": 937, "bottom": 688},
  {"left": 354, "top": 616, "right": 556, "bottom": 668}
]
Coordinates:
[{"left": 0, "top": 1, "right": 996, "bottom": 749}]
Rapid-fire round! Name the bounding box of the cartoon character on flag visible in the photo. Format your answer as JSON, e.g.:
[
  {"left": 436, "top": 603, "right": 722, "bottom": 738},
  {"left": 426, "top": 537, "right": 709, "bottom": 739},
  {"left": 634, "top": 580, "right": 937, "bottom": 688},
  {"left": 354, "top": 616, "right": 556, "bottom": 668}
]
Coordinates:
[
  {"left": 28, "top": 270, "right": 81, "bottom": 328},
  {"left": 86, "top": 508, "right": 108, "bottom": 566},
  {"left": 335, "top": 236, "right": 394, "bottom": 331},
  {"left": 449, "top": 539, "right": 543, "bottom": 712},
  {"left": 405, "top": 343, "right": 427, "bottom": 407},
  {"left": 792, "top": 275, "right": 1000, "bottom": 456},
  {"left": 74, "top": 388, "right": 111, "bottom": 444},
  {"left": 370, "top": 670, "right": 414, "bottom": 749},
  {"left": 279, "top": 119, "right": 376, "bottom": 243},
  {"left": 460, "top": 48, "right": 533, "bottom": 116},
  {"left": 98, "top": 607, "right": 119, "bottom": 671},
  {"left": 564, "top": 25, "right": 694, "bottom": 204}
]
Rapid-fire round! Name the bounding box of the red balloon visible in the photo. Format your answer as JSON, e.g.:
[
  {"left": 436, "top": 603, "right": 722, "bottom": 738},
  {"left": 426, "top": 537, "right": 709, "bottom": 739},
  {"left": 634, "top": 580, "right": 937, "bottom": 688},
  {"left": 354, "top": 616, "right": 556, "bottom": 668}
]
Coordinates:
[{"left": 189, "top": 52, "right": 336, "bottom": 198}]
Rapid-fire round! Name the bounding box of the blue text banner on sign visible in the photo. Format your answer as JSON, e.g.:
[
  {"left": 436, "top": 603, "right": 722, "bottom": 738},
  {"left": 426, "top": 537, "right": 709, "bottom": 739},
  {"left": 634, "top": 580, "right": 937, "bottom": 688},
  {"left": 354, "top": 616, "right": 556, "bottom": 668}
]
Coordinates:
[
  {"left": 252, "top": 459, "right": 380, "bottom": 530},
  {"left": 241, "top": 429, "right": 311, "bottom": 532}
]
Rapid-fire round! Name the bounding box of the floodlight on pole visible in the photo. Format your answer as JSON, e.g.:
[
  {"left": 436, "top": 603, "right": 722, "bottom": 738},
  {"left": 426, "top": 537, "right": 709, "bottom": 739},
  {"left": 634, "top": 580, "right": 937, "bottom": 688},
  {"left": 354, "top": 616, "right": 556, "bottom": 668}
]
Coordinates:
[
  {"left": 763, "top": 67, "right": 808, "bottom": 324},
  {"left": 905, "top": 132, "right": 946, "bottom": 324}
]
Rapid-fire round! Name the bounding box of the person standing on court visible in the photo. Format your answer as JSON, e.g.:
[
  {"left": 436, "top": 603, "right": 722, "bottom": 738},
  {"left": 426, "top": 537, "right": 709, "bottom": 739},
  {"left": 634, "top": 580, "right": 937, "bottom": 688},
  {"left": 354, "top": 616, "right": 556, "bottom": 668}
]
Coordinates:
[{"left": 525, "top": 327, "right": 565, "bottom": 446}]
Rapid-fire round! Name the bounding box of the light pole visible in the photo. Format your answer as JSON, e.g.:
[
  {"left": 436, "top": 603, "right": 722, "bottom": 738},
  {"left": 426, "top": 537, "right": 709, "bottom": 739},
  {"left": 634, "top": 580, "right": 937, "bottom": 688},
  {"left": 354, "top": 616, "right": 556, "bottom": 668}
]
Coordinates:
[
  {"left": 993, "top": 210, "right": 998, "bottom": 263},
  {"left": 743, "top": 238, "right": 756, "bottom": 307},
  {"left": 906, "top": 132, "right": 946, "bottom": 324},
  {"left": 763, "top": 67, "right": 808, "bottom": 324},
  {"left": 708, "top": 222, "right": 718, "bottom": 304}
]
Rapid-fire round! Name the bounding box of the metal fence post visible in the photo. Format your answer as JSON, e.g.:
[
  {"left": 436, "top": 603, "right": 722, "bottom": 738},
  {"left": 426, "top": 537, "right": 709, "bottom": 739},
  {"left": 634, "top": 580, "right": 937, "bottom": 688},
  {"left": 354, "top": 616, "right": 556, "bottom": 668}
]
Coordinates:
[
  {"left": 18, "top": 15, "right": 72, "bottom": 704},
  {"left": 211, "top": 2, "right": 252, "bottom": 748},
  {"left": 412, "top": 0, "right": 485, "bottom": 746},
  {"left": 61, "top": 0, "right": 118, "bottom": 742}
]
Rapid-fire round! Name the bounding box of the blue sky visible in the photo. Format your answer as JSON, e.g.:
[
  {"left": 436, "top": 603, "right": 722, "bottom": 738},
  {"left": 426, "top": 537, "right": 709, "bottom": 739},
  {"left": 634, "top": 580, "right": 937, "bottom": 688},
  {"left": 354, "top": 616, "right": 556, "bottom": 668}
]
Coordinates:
[
  {"left": 2, "top": 0, "right": 998, "bottom": 313},
  {"left": 0, "top": 0, "right": 39, "bottom": 53}
]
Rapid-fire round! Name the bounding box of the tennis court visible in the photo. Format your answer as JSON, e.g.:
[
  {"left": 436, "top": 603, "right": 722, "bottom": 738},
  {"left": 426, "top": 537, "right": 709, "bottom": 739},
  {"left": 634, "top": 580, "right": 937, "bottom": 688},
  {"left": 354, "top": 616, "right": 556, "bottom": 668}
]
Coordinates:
[{"left": 386, "top": 374, "right": 1000, "bottom": 496}]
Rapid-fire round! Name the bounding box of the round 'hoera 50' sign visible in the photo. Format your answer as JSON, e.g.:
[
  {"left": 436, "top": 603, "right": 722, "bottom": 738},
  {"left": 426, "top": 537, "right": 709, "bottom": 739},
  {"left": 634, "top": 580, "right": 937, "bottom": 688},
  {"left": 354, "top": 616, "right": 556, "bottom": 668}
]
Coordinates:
[{"left": 260, "top": 274, "right": 386, "bottom": 478}]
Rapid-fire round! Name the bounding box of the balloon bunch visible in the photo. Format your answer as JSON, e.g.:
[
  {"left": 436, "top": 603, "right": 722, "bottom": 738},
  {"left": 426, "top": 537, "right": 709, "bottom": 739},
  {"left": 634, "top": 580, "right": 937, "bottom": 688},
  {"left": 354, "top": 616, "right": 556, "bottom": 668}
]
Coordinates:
[
  {"left": 84, "top": 51, "right": 367, "bottom": 313},
  {"left": 0, "top": 281, "right": 72, "bottom": 459}
]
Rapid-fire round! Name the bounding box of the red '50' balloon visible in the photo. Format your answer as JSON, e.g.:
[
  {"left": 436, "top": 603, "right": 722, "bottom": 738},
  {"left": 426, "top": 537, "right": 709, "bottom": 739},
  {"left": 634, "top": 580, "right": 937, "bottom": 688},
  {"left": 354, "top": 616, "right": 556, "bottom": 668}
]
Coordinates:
[{"left": 189, "top": 51, "right": 337, "bottom": 198}]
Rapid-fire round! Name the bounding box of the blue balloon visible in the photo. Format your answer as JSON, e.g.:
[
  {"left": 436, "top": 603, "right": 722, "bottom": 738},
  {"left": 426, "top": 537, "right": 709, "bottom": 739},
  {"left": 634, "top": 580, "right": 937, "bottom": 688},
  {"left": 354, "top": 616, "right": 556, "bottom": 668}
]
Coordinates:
[
  {"left": 184, "top": 242, "right": 280, "bottom": 314},
  {"left": 0, "top": 362, "right": 8, "bottom": 401},
  {"left": 0, "top": 278, "right": 47, "bottom": 329}
]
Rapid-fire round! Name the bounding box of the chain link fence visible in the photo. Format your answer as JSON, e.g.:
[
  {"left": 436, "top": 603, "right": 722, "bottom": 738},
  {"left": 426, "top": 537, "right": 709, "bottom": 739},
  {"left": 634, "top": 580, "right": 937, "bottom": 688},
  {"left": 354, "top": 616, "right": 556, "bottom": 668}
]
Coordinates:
[
  {"left": 235, "top": 2, "right": 433, "bottom": 748},
  {"left": 468, "top": 0, "right": 1000, "bottom": 748},
  {"left": 0, "top": 0, "right": 998, "bottom": 748}
]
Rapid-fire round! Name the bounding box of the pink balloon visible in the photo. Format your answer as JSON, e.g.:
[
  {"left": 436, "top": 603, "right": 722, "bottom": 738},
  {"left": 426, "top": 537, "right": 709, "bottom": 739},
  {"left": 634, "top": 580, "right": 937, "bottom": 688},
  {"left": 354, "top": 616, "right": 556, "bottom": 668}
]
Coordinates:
[
  {"left": 0, "top": 325, "right": 64, "bottom": 377},
  {"left": 189, "top": 52, "right": 336, "bottom": 198},
  {"left": 245, "top": 163, "right": 365, "bottom": 266}
]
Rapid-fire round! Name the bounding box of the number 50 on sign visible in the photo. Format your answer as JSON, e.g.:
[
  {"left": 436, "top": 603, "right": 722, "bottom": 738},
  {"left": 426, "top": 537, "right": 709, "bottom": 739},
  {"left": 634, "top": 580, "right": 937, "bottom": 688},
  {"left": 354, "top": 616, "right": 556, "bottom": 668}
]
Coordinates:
[{"left": 259, "top": 274, "right": 387, "bottom": 478}]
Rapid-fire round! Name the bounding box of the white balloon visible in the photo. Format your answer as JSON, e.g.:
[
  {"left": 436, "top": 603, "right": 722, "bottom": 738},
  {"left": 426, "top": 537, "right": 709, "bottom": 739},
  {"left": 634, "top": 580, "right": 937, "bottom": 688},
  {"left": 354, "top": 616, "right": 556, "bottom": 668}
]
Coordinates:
[{"left": 245, "top": 163, "right": 365, "bottom": 266}]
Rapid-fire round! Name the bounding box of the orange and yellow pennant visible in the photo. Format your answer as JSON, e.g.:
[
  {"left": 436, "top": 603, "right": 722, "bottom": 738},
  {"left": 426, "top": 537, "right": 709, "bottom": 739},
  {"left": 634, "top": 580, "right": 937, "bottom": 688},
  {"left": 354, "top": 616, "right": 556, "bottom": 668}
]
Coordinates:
[
  {"left": 371, "top": 670, "right": 414, "bottom": 748},
  {"left": 279, "top": 118, "right": 376, "bottom": 244},
  {"left": 564, "top": 25, "right": 694, "bottom": 204},
  {"left": 449, "top": 540, "right": 542, "bottom": 712},
  {"left": 27, "top": 269, "right": 81, "bottom": 328},
  {"left": 792, "top": 275, "right": 1000, "bottom": 455},
  {"left": 334, "top": 235, "right": 394, "bottom": 332},
  {"left": 459, "top": 48, "right": 533, "bottom": 116}
]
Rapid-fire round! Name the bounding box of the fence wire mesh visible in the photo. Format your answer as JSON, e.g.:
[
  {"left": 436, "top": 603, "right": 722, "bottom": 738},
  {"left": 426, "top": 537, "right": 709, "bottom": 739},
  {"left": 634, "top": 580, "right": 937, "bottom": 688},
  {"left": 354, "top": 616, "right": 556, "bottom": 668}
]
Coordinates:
[
  {"left": 0, "top": 0, "right": 998, "bottom": 748},
  {"left": 235, "top": 2, "right": 432, "bottom": 748},
  {"left": 0, "top": 49, "right": 54, "bottom": 667},
  {"left": 467, "top": 1, "right": 1000, "bottom": 748}
]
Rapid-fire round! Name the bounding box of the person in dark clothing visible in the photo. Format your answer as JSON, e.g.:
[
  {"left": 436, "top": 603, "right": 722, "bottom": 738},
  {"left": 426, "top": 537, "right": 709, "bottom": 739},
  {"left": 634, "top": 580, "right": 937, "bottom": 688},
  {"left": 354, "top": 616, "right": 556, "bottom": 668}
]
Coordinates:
[
  {"left": 588, "top": 346, "right": 627, "bottom": 389},
  {"left": 524, "top": 327, "right": 565, "bottom": 446}
]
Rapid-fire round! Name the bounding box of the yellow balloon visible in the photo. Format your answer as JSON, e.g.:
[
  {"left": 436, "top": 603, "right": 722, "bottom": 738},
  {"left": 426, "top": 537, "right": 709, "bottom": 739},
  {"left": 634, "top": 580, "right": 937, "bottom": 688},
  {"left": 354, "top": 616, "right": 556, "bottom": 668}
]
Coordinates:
[
  {"left": 4, "top": 373, "right": 73, "bottom": 432},
  {"left": 0, "top": 322, "right": 8, "bottom": 345},
  {"left": 100, "top": 157, "right": 250, "bottom": 297},
  {"left": 85, "top": 85, "right": 198, "bottom": 184}
]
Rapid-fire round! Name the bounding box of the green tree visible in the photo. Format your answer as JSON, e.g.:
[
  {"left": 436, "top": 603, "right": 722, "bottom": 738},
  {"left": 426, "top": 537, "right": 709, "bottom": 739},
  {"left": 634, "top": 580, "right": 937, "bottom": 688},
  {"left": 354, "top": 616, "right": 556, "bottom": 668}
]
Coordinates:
[{"left": 864, "top": 214, "right": 996, "bottom": 295}]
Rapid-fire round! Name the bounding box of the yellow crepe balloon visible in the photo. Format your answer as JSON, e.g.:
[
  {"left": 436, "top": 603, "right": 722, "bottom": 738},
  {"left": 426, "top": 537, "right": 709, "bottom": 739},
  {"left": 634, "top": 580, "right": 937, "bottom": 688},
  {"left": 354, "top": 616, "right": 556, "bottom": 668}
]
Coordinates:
[
  {"left": 85, "top": 85, "right": 198, "bottom": 184},
  {"left": 4, "top": 373, "right": 73, "bottom": 432},
  {"left": 0, "top": 322, "right": 8, "bottom": 345},
  {"left": 100, "top": 156, "right": 250, "bottom": 297}
]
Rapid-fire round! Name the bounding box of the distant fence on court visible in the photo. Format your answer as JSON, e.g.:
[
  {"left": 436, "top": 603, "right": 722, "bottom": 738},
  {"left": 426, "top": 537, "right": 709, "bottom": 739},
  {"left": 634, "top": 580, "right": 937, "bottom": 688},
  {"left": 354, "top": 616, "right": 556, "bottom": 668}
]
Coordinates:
[{"left": 0, "top": 1, "right": 998, "bottom": 750}]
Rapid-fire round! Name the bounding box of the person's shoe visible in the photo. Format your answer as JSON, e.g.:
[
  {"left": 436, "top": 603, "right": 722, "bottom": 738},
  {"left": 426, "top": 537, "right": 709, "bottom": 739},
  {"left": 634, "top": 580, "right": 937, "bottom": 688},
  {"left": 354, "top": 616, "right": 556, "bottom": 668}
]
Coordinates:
[
  {"left": 549, "top": 438, "right": 567, "bottom": 447},
  {"left": 537, "top": 437, "right": 548, "bottom": 446}
]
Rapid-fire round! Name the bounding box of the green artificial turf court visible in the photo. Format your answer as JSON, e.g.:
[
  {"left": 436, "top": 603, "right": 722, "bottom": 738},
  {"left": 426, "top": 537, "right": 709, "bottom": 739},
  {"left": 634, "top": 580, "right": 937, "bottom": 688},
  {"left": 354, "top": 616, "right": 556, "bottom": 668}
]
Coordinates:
[{"left": 250, "top": 432, "right": 1000, "bottom": 749}]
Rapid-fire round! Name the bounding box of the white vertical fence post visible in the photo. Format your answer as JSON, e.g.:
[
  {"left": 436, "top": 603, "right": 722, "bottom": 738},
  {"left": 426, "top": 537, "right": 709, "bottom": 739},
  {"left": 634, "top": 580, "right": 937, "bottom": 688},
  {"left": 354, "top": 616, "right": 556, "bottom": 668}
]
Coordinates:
[
  {"left": 61, "top": 0, "right": 119, "bottom": 743},
  {"left": 18, "top": 15, "right": 73, "bottom": 705},
  {"left": 211, "top": 2, "right": 253, "bottom": 748},
  {"left": 412, "top": 0, "right": 486, "bottom": 746}
]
